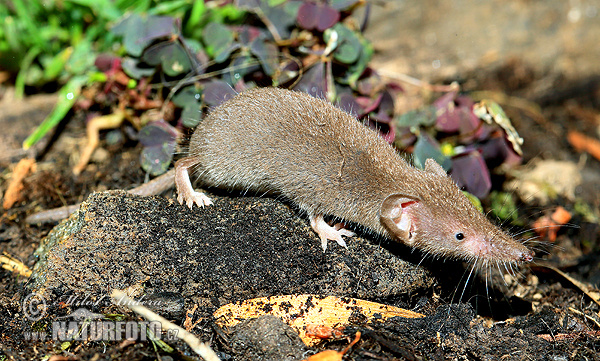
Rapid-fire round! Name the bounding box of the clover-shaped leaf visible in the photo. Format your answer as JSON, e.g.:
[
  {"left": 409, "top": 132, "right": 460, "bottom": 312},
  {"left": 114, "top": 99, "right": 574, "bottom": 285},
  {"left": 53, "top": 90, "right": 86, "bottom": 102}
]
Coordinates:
[
  {"left": 413, "top": 134, "right": 451, "bottom": 171},
  {"left": 203, "top": 81, "right": 237, "bottom": 107},
  {"left": 297, "top": 2, "right": 340, "bottom": 32},
  {"left": 450, "top": 151, "right": 492, "bottom": 199},
  {"left": 202, "top": 22, "right": 235, "bottom": 63},
  {"left": 138, "top": 120, "right": 178, "bottom": 176},
  {"left": 111, "top": 14, "right": 176, "bottom": 57}
]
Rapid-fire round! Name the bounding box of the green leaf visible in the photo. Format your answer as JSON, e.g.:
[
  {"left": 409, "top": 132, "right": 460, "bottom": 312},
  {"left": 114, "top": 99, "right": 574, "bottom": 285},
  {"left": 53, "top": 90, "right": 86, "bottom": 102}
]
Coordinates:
[
  {"left": 395, "top": 106, "right": 437, "bottom": 128},
  {"left": 172, "top": 85, "right": 202, "bottom": 107},
  {"left": 65, "top": 40, "right": 96, "bottom": 76},
  {"left": 462, "top": 191, "right": 484, "bottom": 213},
  {"left": 184, "top": 0, "right": 206, "bottom": 34},
  {"left": 202, "top": 22, "right": 234, "bottom": 63},
  {"left": 162, "top": 44, "right": 192, "bottom": 76},
  {"left": 331, "top": 23, "right": 361, "bottom": 64},
  {"left": 268, "top": 0, "right": 288, "bottom": 6},
  {"left": 250, "top": 38, "right": 278, "bottom": 76},
  {"left": 11, "top": 0, "right": 44, "bottom": 48},
  {"left": 413, "top": 134, "right": 451, "bottom": 171},
  {"left": 173, "top": 85, "right": 202, "bottom": 128},
  {"left": 344, "top": 36, "right": 373, "bottom": 87},
  {"left": 65, "top": 0, "right": 123, "bottom": 21},
  {"left": 43, "top": 47, "right": 74, "bottom": 81},
  {"left": 209, "top": 4, "right": 246, "bottom": 23},
  {"left": 181, "top": 106, "right": 201, "bottom": 128},
  {"left": 489, "top": 191, "right": 523, "bottom": 225},
  {"left": 23, "top": 76, "right": 88, "bottom": 149},
  {"left": 148, "top": 0, "right": 189, "bottom": 16}
]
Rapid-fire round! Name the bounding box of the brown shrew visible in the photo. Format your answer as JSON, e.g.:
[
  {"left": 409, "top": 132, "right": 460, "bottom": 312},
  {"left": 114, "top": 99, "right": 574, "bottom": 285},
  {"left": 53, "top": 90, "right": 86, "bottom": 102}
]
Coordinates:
[{"left": 175, "top": 87, "right": 533, "bottom": 265}]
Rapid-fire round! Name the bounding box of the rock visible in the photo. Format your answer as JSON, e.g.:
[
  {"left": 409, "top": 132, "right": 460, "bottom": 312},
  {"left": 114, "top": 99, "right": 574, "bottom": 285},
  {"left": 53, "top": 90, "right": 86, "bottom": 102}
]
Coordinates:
[
  {"left": 29, "top": 191, "right": 434, "bottom": 312},
  {"left": 230, "top": 316, "right": 307, "bottom": 361}
]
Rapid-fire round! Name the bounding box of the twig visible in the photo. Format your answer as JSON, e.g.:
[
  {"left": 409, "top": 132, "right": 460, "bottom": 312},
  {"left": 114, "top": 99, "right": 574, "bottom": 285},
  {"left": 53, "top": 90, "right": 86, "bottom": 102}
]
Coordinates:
[
  {"left": 111, "top": 289, "right": 220, "bottom": 361},
  {"left": 376, "top": 69, "right": 460, "bottom": 93},
  {"left": 3, "top": 158, "right": 36, "bottom": 209}
]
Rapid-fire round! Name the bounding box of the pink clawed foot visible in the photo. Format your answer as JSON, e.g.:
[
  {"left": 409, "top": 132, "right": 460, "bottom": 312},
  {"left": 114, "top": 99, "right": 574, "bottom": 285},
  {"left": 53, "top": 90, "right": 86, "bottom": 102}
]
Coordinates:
[
  {"left": 177, "top": 190, "right": 213, "bottom": 209},
  {"left": 309, "top": 214, "right": 355, "bottom": 251},
  {"left": 175, "top": 159, "right": 213, "bottom": 209}
]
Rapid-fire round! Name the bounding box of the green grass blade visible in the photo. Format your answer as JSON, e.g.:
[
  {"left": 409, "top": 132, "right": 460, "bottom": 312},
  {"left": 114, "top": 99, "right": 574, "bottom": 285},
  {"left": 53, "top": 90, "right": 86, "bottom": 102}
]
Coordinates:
[
  {"left": 23, "top": 75, "right": 88, "bottom": 149},
  {"left": 15, "top": 47, "right": 42, "bottom": 99}
]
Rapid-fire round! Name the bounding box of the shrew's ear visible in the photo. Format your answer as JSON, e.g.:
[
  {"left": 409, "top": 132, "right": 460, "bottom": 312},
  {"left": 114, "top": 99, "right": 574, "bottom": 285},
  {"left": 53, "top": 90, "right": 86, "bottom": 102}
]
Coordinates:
[
  {"left": 380, "top": 194, "right": 418, "bottom": 218},
  {"left": 380, "top": 193, "right": 420, "bottom": 245},
  {"left": 424, "top": 158, "right": 447, "bottom": 177}
]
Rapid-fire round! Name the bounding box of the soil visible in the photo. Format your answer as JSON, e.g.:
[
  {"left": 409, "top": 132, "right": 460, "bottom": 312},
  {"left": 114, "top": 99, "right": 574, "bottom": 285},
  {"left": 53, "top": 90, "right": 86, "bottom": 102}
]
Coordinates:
[{"left": 2, "top": 1, "right": 600, "bottom": 360}]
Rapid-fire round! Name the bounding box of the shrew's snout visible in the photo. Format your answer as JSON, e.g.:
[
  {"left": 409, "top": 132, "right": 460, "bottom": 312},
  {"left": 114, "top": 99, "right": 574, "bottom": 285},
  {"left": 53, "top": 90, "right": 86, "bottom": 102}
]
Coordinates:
[
  {"left": 518, "top": 248, "right": 534, "bottom": 263},
  {"left": 501, "top": 239, "right": 534, "bottom": 263}
]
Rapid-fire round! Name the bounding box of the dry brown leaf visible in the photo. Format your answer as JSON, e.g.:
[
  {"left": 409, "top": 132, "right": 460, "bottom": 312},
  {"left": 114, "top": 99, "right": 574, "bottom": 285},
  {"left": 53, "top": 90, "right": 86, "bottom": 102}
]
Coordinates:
[
  {"left": 539, "top": 265, "right": 600, "bottom": 307},
  {"left": 568, "top": 130, "right": 600, "bottom": 162},
  {"left": 3, "top": 158, "right": 36, "bottom": 209},
  {"left": 213, "top": 294, "right": 424, "bottom": 346}
]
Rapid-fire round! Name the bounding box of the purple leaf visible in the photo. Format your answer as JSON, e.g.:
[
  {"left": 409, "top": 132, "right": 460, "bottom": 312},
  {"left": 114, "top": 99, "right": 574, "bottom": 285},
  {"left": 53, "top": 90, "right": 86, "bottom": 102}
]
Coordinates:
[
  {"left": 337, "top": 92, "right": 359, "bottom": 117},
  {"left": 249, "top": 37, "right": 279, "bottom": 76},
  {"left": 355, "top": 93, "right": 382, "bottom": 116},
  {"left": 455, "top": 96, "right": 483, "bottom": 139},
  {"left": 111, "top": 14, "right": 176, "bottom": 57},
  {"left": 365, "top": 119, "right": 395, "bottom": 144},
  {"left": 297, "top": 2, "right": 318, "bottom": 30},
  {"left": 433, "top": 91, "right": 457, "bottom": 109},
  {"left": 356, "top": 70, "right": 382, "bottom": 96},
  {"left": 316, "top": 5, "right": 340, "bottom": 31},
  {"left": 434, "top": 92, "right": 482, "bottom": 135},
  {"left": 236, "top": 25, "right": 263, "bottom": 45},
  {"left": 276, "top": 59, "right": 300, "bottom": 84},
  {"left": 394, "top": 127, "right": 417, "bottom": 149},
  {"left": 369, "top": 90, "right": 394, "bottom": 123},
  {"left": 95, "top": 54, "right": 120, "bottom": 72},
  {"left": 138, "top": 120, "right": 177, "bottom": 147},
  {"left": 203, "top": 81, "right": 237, "bottom": 107},
  {"left": 293, "top": 63, "right": 326, "bottom": 99},
  {"left": 297, "top": 2, "right": 340, "bottom": 31},
  {"left": 450, "top": 151, "right": 492, "bottom": 198},
  {"left": 479, "top": 135, "right": 522, "bottom": 168},
  {"left": 141, "top": 142, "right": 175, "bottom": 176}
]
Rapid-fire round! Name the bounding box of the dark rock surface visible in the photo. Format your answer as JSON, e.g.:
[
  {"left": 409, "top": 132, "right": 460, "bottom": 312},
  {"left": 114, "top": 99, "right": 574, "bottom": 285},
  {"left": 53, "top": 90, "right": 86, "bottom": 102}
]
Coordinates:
[{"left": 29, "top": 191, "right": 434, "bottom": 311}]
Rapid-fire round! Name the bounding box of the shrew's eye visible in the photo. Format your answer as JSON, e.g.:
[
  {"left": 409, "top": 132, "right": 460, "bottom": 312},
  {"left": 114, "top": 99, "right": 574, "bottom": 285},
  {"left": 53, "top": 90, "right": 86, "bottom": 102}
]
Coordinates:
[{"left": 455, "top": 233, "right": 465, "bottom": 241}]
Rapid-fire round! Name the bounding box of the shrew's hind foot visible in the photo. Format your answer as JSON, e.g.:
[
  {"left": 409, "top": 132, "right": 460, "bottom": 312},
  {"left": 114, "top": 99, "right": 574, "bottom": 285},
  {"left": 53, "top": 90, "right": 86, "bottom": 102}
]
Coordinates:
[
  {"left": 175, "top": 157, "right": 213, "bottom": 209},
  {"left": 309, "top": 214, "right": 355, "bottom": 251}
]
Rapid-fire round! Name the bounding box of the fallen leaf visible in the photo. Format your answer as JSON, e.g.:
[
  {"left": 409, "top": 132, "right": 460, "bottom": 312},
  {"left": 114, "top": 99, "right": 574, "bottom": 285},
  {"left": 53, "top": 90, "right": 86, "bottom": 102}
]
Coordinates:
[
  {"left": 534, "top": 265, "right": 600, "bottom": 308},
  {"left": 213, "top": 294, "right": 424, "bottom": 346},
  {"left": 473, "top": 99, "right": 524, "bottom": 156},
  {"left": 568, "top": 130, "right": 600, "bottom": 162},
  {"left": 532, "top": 206, "right": 572, "bottom": 242}
]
